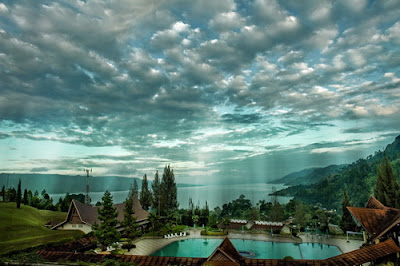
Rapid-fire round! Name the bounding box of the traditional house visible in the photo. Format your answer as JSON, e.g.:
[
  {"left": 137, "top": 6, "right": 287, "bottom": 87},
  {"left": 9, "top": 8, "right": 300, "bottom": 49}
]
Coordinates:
[
  {"left": 347, "top": 196, "right": 400, "bottom": 245},
  {"left": 51, "top": 195, "right": 149, "bottom": 234}
]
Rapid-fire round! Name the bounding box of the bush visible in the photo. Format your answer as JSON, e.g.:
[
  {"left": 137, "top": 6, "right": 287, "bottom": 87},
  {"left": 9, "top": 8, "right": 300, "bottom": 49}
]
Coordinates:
[
  {"left": 122, "top": 243, "right": 136, "bottom": 250},
  {"left": 200, "top": 229, "right": 228, "bottom": 236}
]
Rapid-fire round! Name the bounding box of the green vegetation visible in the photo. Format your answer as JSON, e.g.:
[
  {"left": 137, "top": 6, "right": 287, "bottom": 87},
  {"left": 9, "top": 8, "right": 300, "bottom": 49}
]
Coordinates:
[
  {"left": 160, "top": 165, "right": 179, "bottom": 216},
  {"left": 374, "top": 153, "right": 400, "bottom": 208},
  {"left": 272, "top": 135, "right": 400, "bottom": 210},
  {"left": 340, "top": 187, "right": 356, "bottom": 231},
  {"left": 123, "top": 196, "right": 137, "bottom": 246},
  {"left": 93, "top": 191, "right": 121, "bottom": 251},
  {"left": 0, "top": 202, "right": 82, "bottom": 254},
  {"left": 200, "top": 228, "right": 227, "bottom": 236},
  {"left": 139, "top": 174, "right": 152, "bottom": 211}
]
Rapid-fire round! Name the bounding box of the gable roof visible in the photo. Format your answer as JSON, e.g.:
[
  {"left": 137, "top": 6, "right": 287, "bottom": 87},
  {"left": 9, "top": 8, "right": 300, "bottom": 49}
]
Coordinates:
[
  {"left": 366, "top": 196, "right": 386, "bottom": 209},
  {"left": 205, "top": 238, "right": 243, "bottom": 265},
  {"left": 347, "top": 196, "right": 400, "bottom": 241},
  {"left": 52, "top": 194, "right": 148, "bottom": 229}
]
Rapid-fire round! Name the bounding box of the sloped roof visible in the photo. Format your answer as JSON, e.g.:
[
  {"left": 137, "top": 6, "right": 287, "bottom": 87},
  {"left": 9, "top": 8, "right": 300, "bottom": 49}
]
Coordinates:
[
  {"left": 347, "top": 196, "right": 400, "bottom": 240},
  {"left": 366, "top": 196, "right": 386, "bottom": 209},
  {"left": 52, "top": 194, "right": 148, "bottom": 229},
  {"left": 206, "top": 238, "right": 243, "bottom": 265},
  {"left": 324, "top": 238, "right": 400, "bottom": 265}
]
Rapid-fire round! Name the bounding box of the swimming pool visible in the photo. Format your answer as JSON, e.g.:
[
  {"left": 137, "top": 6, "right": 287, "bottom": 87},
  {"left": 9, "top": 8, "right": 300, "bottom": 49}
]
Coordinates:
[{"left": 151, "top": 238, "right": 341, "bottom": 260}]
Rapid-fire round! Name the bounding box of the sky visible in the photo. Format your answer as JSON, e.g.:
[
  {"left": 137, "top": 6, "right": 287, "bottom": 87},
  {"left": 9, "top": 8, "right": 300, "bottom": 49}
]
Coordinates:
[{"left": 0, "top": 0, "right": 399, "bottom": 185}]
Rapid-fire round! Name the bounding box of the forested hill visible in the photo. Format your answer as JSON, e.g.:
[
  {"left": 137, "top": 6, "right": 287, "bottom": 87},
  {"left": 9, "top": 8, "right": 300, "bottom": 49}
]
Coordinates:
[
  {"left": 272, "top": 135, "right": 400, "bottom": 210},
  {"left": 271, "top": 164, "right": 344, "bottom": 186}
]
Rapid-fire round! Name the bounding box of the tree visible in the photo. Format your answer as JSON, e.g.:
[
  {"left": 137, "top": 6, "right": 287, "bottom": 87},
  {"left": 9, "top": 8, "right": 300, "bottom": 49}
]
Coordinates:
[
  {"left": 129, "top": 179, "right": 139, "bottom": 198},
  {"left": 1, "top": 185, "right": 5, "bottom": 202},
  {"left": 151, "top": 171, "right": 161, "bottom": 214},
  {"left": 340, "top": 187, "right": 355, "bottom": 232},
  {"left": 374, "top": 154, "right": 400, "bottom": 208},
  {"left": 294, "top": 202, "right": 306, "bottom": 229},
  {"left": 23, "top": 189, "right": 28, "bottom": 205},
  {"left": 139, "top": 174, "right": 152, "bottom": 210},
  {"left": 123, "top": 197, "right": 137, "bottom": 245},
  {"left": 16, "top": 179, "right": 22, "bottom": 209},
  {"left": 93, "top": 191, "right": 121, "bottom": 250},
  {"left": 160, "top": 165, "right": 178, "bottom": 215}
]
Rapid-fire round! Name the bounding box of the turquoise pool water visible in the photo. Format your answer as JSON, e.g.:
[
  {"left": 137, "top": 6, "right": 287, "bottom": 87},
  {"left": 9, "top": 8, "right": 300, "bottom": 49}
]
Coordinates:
[{"left": 151, "top": 239, "right": 341, "bottom": 259}]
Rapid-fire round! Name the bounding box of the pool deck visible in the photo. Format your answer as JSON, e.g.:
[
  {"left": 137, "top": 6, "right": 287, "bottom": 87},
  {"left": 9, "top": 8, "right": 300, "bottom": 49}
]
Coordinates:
[{"left": 126, "top": 229, "right": 364, "bottom": 256}]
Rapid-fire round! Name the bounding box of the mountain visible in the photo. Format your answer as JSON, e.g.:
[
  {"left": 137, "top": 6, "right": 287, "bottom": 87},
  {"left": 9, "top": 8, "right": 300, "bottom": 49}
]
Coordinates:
[
  {"left": 0, "top": 174, "right": 198, "bottom": 195},
  {"left": 271, "top": 135, "right": 400, "bottom": 210},
  {"left": 271, "top": 165, "right": 344, "bottom": 186},
  {"left": 270, "top": 167, "right": 318, "bottom": 184}
]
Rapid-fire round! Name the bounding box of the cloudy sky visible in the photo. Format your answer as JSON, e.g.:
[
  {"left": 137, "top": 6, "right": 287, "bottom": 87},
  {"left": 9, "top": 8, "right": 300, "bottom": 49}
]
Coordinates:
[{"left": 0, "top": 0, "right": 399, "bottom": 184}]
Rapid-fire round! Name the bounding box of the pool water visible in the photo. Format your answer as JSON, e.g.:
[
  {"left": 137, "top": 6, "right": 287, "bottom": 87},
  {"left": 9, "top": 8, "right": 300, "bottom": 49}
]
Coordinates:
[{"left": 151, "top": 239, "right": 341, "bottom": 260}]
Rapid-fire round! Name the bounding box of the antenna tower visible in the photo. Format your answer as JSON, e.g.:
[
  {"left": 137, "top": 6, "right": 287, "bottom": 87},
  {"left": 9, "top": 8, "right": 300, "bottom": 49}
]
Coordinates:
[{"left": 84, "top": 168, "right": 92, "bottom": 205}]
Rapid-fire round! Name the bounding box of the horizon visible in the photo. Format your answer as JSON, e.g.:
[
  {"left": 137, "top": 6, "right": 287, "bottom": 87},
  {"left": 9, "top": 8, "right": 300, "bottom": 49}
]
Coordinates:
[{"left": 0, "top": 1, "right": 399, "bottom": 185}]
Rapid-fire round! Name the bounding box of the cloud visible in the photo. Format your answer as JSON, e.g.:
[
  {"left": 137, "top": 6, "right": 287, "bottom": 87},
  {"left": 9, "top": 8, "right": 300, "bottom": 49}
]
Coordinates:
[{"left": 0, "top": 0, "right": 399, "bottom": 182}]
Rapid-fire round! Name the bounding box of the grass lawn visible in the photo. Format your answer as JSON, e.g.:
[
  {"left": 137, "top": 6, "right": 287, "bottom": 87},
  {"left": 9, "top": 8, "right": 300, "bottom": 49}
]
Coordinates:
[{"left": 0, "top": 202, "right": 83, "bottom": 255}]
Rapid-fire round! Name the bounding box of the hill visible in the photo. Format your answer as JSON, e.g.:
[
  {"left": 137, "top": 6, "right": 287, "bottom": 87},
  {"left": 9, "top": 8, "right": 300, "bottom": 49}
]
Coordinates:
[
  {"left": 0, "top": 202, "right": 82, "bottom": 254},
  {"left": 271, "top": 164, "right": 344, "bottom": 186},
  {"left": 272, "top": 135, "right": 400, "bottom": 210}
]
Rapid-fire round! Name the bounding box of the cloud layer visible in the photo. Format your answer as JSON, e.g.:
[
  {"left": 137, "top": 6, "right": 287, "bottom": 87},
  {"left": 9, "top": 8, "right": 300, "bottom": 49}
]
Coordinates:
[{"left": 0, "top": 0, "right": 399, "bottom": 182}]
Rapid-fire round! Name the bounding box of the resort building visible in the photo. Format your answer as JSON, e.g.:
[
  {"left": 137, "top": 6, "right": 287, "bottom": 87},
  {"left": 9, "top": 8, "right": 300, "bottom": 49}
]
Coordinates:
[
  {"left": 347, "top": 196, "right": 400, "bottom": 246},
  {"left": 51, "top": 195, "right": 149, "bottom": 234}
]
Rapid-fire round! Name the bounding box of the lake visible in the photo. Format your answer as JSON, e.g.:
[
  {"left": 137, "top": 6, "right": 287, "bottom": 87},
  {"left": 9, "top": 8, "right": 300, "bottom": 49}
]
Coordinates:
[{"left": 49, "top": 183, "right": 291, "bottom": 209}]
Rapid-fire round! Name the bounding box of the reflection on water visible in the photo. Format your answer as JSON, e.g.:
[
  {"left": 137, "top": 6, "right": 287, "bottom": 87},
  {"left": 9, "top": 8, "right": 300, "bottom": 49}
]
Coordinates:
[{"left": 49, "top": 183, "right": 292, "bottom": 209}]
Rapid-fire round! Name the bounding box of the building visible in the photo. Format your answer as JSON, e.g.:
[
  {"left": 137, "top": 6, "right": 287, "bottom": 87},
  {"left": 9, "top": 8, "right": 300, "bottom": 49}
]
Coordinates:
[
  {"left": 347, "top": 196, "right": 400, "bottom": 245},
  {"left": 51, "top": 195, "right": 149, "bottom": 234}
]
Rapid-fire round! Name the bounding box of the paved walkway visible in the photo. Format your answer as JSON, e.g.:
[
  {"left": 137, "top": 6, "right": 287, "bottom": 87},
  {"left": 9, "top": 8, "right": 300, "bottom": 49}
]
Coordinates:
[{"left": 126, "top": 229, "right": 364, "bottom": 256}]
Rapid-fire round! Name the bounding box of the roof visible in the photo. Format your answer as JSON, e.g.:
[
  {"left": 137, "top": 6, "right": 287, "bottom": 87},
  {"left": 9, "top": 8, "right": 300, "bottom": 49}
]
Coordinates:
[
  {"left": 52, "top": 194, "right": 148, "bottom": 229},
  {"left": 347, "top": 196, "right": 400, "bottom": 241},
  {"left": 366, "top": 196, "right": 387, "bottom": 209},
  {"left": 324, "top": 238, "right": 400, "bottom": 265},
  {"left": 206, "top": 238, "right": 243, "bottom": 265},
  {"left": 37, "top": 238, "right": 400, "bottom": 265}
]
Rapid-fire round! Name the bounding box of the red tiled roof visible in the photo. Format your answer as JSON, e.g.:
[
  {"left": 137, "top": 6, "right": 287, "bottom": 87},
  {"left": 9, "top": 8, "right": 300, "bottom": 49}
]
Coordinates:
[
  {"left": 325, "top": 238, "right": 400, "bottom": 265},
  {"left": 206, "top": 238, "right": 243, "bottom": 265},
  {"left": 347, "top": 196, "right": 400, "bottom": 240}
]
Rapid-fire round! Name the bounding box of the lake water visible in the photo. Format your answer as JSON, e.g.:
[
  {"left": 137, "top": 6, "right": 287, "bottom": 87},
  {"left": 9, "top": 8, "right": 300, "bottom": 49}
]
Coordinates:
[
  {"left": 151, "top": 238, "right": 341, "bottom": 259},
  {"left": 49, "top": 183, "right": 291, "bottom": 209}
]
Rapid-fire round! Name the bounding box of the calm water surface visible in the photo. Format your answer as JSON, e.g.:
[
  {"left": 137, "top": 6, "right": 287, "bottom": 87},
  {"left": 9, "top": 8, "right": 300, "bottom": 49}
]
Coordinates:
[
  {"left": 151, "top": 238, "right": 341, "bottom": 259},
  {"left": 49, "top": 183, "right": 291, "bottom": 209}
]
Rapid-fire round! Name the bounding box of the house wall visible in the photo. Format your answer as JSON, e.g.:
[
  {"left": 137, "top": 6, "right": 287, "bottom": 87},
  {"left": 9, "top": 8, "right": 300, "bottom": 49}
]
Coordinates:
[{"left": 59, "top": 222, "right": 92, "bottom": 234}]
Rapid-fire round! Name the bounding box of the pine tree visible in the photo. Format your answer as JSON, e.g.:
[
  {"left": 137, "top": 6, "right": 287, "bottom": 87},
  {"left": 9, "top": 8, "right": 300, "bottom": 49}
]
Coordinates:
[
  {"left": 1, "top": 185, "right": 5, "bottom": 202},
  {"left": 340, "top": 187, "right": 355, "bottom": 232},
  {"left": 139, "top": 174, "right": 152, "bottom": 210},
  {"left": 23, "top": 189, "right": 28, "bottom": 205},
  {"left": 93, "top": 191, "right": 121, "bottom": 250},
  {"left": 123, "top": 197, "right": 137, "bottom": 245},
  {"left": 374, "top": 154, "right": 400, "bottom": 208},
  {"left": 129, "top": 179, "right": 139, "bottom": 198},
  {"left": 151, "top": 171, "right": 161, "bottom": 214},
  {"left": 160, "top": 165, "right": 178, "bottom": 216},
  {"left": 16, "top": 179, "right": 22, "bottom": 209}
]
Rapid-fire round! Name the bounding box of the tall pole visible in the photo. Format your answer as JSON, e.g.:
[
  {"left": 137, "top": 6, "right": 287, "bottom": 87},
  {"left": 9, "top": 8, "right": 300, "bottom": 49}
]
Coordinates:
[{"left": 84, "top": 168, "right": 92, "bottom": 205}]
